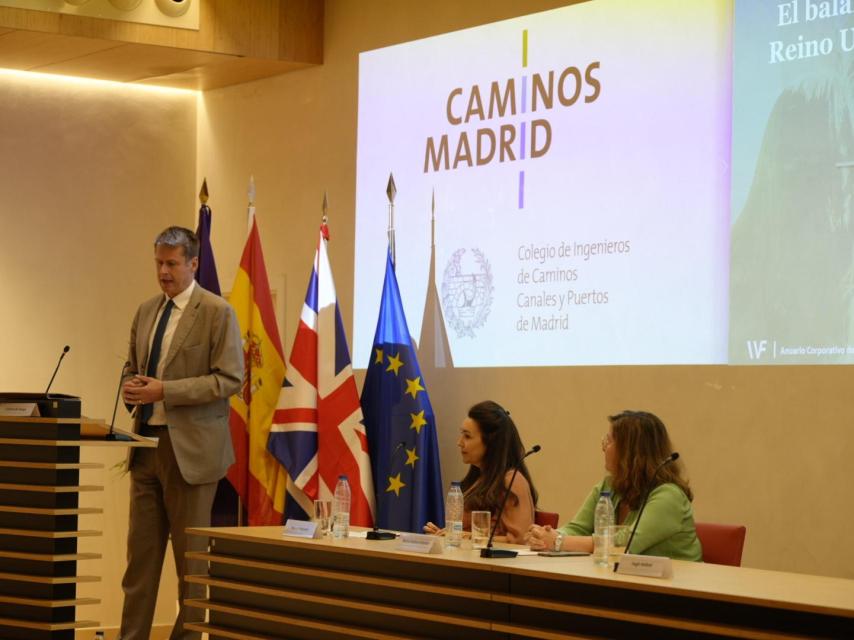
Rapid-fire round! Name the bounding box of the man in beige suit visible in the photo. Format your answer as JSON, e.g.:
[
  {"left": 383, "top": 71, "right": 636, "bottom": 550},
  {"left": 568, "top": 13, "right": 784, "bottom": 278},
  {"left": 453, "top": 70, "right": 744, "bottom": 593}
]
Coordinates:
[{"left": 120, "top": 226, "right": 243, "bottom": 640}]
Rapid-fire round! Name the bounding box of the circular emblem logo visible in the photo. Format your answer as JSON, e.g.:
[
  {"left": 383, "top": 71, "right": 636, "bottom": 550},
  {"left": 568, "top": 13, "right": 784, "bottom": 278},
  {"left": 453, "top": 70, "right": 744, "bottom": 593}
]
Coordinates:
[{"left": 441, "top": 248, "right": 494, "bottom": 338}]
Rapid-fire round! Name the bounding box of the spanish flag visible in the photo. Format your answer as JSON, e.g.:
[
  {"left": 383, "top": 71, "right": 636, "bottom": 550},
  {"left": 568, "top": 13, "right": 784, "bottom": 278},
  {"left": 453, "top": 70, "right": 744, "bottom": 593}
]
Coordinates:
[{"left": 227, "top": 212, "right": 287, "bottom": 525}]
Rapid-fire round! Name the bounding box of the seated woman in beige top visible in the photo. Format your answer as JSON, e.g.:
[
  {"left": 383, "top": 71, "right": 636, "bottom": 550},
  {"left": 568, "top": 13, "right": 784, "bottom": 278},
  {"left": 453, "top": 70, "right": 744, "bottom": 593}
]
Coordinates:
[{"left": 424, "top": 401, "right": 537, "bottom": 543}]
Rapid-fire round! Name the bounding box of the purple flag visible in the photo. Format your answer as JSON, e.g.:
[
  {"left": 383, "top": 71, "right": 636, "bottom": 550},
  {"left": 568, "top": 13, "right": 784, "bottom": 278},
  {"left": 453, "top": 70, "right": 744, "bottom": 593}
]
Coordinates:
[
  {"left": 195, "top": 200, "right": 239, "bottom": 524},
  {"left": 195, "top": 203, "right": 221, "bottom": 295}
]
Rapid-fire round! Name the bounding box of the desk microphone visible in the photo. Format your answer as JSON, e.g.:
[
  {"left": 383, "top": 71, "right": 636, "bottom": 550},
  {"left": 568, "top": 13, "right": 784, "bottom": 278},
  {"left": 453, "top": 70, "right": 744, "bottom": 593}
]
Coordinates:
[
  {"left": 45, "top": 345, "right": 70, "bottom": 395},
  {"left": 481, "top": 444, "right": 541, "bottom": 559},
  {"left": 106, "top": 361, "right": 133, "bottom": 441},
  {"left": 614, "top": 452, "right": 679, "bottom": 572},
  {"left": 367, "top": 440, "right": 406, "bottom": 540}
]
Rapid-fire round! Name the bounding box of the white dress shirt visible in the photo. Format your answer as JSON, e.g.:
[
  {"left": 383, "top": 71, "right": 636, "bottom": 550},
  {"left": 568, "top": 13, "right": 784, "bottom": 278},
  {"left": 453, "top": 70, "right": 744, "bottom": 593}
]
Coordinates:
[{"left": 145, "top": 279, "right": 196, "bottom": 425}]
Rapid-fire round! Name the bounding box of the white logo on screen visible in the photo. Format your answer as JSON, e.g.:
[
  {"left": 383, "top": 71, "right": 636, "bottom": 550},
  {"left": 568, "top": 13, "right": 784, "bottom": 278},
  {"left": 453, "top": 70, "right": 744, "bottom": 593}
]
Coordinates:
[
  {"left": 442, "top": 248, "right": 494, "bottom": 338},
  {"left": 746, "top": 340, "right": 768, "bottom": 360}
]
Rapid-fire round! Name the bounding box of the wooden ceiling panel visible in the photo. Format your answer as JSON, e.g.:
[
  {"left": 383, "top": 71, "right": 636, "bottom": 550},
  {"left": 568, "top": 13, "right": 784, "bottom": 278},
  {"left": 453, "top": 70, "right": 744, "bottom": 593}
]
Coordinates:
[
  {"left": 138, "top": 57, "right": 311, "bottom": 91},
  {"left": 0, "top": 30, "right": 119, "bottom": 70},
  {"left": 0, "top": 1, "right": 323, "bottom": 89},
  {"left": 0, "top": 6, "right": 59, "bottom": 33},
  {"left": 55, "top": 6, "right": 216, "bottom": 53},
  {"left": 34, "top": 42, "right": 229, "bottom": 83}
]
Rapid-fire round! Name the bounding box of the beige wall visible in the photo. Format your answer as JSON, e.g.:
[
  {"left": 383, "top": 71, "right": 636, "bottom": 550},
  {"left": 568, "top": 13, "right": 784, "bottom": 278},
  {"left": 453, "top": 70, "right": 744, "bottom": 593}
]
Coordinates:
[
  {"left": 0, "top": 72, "right": 197, "bottom": 630},
  {"left": 198, "top": 0, "right": 852, "bottom": 582},
  {"left": 0, "top": 0, "right": 850, "bottom": 634}
]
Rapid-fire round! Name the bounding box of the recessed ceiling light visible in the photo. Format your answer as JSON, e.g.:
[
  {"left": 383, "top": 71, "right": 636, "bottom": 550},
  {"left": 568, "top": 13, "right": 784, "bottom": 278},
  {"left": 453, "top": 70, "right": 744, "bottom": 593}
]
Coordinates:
[{"left": 155, "top": 0, "right": 190, "bottom": 18}]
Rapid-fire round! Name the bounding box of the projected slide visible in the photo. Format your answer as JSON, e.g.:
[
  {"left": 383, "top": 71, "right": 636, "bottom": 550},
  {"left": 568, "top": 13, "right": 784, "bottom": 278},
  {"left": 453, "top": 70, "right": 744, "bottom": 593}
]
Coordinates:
[
  {"left": 730, "top": 1, "right": 854, "bottom": 364},
  {"left": 354, "top": 0, "right": 732, "bottom": 367}
]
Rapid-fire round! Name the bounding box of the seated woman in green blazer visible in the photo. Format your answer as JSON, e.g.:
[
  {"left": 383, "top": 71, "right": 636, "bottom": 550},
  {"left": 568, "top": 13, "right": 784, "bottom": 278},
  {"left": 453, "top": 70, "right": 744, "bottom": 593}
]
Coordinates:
[{"left": 526, "top": 410, "right": 702, "bottom": 561}]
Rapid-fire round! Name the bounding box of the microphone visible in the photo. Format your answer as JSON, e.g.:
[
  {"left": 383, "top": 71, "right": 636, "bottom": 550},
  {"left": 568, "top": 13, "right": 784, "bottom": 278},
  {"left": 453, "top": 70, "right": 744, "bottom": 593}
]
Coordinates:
[
  {"left": 45, "top": 345, "right": 70, "bottom": 395},
  {"left": 106, "top": 361, "right": 133, "bottom": 441},
  {"left": 366, "top": 441, "right": 406, "bottom": 540},
  {"left": 481, "top": 444, "right": 541, "bottom": 559},
  {"left": 614, "top": 452, "right": 679, "bottom": 571}
]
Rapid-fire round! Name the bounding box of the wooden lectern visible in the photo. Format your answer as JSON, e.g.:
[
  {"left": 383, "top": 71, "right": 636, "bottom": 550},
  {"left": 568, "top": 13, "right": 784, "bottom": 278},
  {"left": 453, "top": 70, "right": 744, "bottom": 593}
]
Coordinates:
[{"left": 0, "top": 392, "right": 155, "bottom": 639}]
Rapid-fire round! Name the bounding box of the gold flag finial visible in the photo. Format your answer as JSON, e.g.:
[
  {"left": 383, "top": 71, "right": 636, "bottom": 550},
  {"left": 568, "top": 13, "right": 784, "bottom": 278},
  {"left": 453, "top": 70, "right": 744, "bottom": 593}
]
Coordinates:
[
  {"left": 322, "top": 191, "right": 329, "bottom": 224},
  {"left": 199, "top": 178, "right": 209, "bottom": 205}
]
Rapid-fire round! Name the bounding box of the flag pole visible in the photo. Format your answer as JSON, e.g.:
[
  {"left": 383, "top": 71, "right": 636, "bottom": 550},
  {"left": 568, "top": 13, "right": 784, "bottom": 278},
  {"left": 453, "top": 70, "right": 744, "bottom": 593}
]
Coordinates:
[
  {"left": 248, "top": 175, "right": 256, "bottom": 232},
  {"left": 431, "top": 188, "right": 435, "bottom": 252},
  {"left": 386, "top": 173, "right": 397, "bottom": 268},
  {"left": 236, "top": 174, "right": 257, "bottom": 528}
]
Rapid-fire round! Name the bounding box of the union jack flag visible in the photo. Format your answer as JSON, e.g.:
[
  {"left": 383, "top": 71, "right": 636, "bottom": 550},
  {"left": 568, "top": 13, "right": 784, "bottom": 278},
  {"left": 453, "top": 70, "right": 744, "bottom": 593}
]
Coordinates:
[{"left": 268, "top": 224, "right": 375, "bottom": 525}]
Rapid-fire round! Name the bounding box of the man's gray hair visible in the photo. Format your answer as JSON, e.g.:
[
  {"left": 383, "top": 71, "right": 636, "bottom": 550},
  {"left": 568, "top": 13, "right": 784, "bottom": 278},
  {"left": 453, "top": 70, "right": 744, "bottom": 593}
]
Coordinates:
[{"left": 154, "top": 226, "right": 199, "bottom": 260}]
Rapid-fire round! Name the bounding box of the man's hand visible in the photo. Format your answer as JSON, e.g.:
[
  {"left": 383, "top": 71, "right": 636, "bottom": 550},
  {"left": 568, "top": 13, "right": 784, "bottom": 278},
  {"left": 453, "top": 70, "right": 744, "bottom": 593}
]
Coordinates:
[{"left": 122, "top": 375, "right": 165, "bottom": 405}]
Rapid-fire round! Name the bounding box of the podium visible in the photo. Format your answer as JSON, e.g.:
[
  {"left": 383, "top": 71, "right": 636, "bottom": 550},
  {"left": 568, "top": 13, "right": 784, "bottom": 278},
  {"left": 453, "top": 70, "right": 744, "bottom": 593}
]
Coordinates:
[{"left": 0, "top": 393, "right": 155, "bottom": 639}]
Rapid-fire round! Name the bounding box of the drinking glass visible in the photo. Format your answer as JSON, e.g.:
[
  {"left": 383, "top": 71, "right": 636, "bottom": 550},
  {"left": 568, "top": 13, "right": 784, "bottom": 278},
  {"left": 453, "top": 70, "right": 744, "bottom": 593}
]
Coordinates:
[
  {"left": 313, "top": 499, "right": 332, "bottom": 536},
  {"left": 471, "top": 510, "right": 491, "bottom": 548}
]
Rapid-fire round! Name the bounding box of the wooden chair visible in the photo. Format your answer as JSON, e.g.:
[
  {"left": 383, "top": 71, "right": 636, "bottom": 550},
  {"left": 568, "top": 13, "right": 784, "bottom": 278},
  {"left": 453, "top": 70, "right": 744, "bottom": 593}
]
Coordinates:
[
  {"left": 695, "top": 521, "right": 747, "bottom": 566},
  {"left": 534, "top": 510, "right": 559, "bottom": 528}
]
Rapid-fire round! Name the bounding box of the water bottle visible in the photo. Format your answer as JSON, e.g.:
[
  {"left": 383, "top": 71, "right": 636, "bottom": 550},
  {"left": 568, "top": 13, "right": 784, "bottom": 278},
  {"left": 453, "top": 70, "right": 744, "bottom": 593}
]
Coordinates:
[
  {"left": 332, "top": 475, "right": 351, "bottom": 539},
  {"left": 445, "top": 481, "right": 464, "bottom": 548},
  {"left": 592, "top": 490, "right": 614, "bottom": 566}
]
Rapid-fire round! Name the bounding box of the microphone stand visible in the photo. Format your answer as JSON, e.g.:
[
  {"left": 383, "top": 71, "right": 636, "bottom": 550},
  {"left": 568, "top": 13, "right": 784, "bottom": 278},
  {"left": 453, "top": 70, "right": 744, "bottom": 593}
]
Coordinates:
[
  {"left": 366, "top": 441, "right": 405, "bottom": 540},
  {"left": 44, "top": 345, "right": 70, "bottom": 396},
  {"left": 614, "top": 452, "right": 679, "bottom": 572},
  {"left": 106, "top": 361, "right": 132, "bottom": 441},
  {"left": 481, "top": 445, "right": 541, "bottom": 559}
]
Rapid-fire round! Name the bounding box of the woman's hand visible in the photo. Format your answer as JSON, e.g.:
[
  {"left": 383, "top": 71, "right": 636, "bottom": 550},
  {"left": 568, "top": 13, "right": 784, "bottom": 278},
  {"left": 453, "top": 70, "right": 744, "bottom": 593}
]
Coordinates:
[
  {"left": 526, "top": 524, "right": 557, "bottom": 551},
  {"left": 423, "top": 521, "right": 444, "bottom": 535}
]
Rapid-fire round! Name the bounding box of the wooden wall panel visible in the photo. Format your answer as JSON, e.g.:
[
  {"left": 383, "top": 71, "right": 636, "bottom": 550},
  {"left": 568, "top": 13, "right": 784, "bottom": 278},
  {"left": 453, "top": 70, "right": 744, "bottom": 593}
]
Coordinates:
[
  {"left": 280, "top": 0, "right": 324, "bottom": 64},
  {"left": 212, "top": 0, "right": 280, "bottom": 59}
]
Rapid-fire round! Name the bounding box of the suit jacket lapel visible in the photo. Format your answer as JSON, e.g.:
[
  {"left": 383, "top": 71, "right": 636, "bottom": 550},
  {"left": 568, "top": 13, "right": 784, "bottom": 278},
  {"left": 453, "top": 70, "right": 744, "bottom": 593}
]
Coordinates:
[
  {"left": 138, "top": 297, "right": 163, "bottom": 373},
  {"left": 161, "top": 285, "right": 202, "bottom": 372}
]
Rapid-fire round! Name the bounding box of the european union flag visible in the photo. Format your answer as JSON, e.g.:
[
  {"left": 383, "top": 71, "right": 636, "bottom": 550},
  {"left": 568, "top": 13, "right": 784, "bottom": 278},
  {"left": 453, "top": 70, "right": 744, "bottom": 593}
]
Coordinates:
[{"left": 362, "top": 250, "right": 444, "bottom": 532}]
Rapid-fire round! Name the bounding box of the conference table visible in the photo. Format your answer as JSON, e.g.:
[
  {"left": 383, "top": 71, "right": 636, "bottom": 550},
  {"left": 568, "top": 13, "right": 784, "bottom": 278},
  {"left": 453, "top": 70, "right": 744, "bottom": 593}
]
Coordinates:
[{"left": 184, "top": 526, "right": 853, "bottom": 639}]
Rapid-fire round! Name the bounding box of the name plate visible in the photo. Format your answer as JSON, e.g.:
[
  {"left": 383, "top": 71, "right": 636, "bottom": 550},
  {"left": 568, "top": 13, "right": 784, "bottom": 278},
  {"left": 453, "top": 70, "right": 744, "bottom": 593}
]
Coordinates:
[
  {"left": 283, "top": 519, "right": 320, "bottom": 539},
  {"left": 0, "top": 403, "right": 39, "bottom": 417},
  {"left": 397, "top": 532, "right": 444, "bottom": 554},
  {"left": 614, "top": 554, "right": 673, "bottom": 578}
]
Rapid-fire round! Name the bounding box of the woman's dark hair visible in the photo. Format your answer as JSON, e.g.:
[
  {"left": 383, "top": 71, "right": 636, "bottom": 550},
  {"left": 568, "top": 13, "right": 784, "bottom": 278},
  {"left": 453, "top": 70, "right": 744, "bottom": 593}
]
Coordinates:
[
  {"left": 608, "top": 410, "right": 692, "bottom": 509},
  {"left": 461, "top": 400, "right": 538, "bottom": 512}
]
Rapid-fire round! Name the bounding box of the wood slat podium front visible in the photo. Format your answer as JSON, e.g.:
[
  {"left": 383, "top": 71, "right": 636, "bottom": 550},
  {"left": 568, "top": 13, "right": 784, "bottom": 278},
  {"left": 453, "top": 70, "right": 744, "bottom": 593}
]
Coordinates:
[
  {"left": 0, "top": 393, "right": 155, "bottom": 640},
  {"left": 185, "top": 526, "right": 854, "bottom": 640}
]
